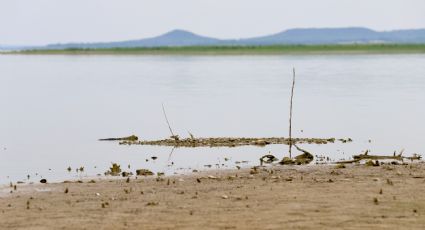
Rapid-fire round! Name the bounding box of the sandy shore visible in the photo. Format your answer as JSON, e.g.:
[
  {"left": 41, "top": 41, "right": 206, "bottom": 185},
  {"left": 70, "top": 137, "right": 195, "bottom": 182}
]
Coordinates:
[{"left": 1, "top": 163, "right": 424, "bottom": 229}]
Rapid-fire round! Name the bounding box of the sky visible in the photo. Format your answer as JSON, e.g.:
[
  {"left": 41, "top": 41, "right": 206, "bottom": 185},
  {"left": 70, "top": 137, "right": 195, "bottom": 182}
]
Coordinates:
[{"left": 1, "top": 0, "right": 425, "bottom": 45}]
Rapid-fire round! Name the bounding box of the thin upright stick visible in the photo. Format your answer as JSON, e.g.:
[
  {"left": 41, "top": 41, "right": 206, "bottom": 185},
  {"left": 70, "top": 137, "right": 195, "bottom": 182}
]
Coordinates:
[
  {"left": 288, "top": 68, "right": 296, "bottom": 158},
  {"left": 162, "top": 103, "right": 175, "bottom": 137}
]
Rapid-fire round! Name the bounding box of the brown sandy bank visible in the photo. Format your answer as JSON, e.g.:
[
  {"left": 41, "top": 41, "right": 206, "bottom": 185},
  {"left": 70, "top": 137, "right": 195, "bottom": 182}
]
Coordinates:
[{"left": 1, "top": 163, "right": 424, "bottom": 229}]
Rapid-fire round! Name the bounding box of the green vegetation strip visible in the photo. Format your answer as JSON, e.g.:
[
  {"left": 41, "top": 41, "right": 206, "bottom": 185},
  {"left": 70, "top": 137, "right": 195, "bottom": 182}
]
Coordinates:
[{"left": 8, "top": 44, "right": 425, "bottom": 55}]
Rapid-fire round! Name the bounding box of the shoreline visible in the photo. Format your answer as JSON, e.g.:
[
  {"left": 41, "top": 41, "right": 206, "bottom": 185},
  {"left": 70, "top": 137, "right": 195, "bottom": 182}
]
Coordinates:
[
  {"left": 3, "top": 44, "right": 425, "bottom": 55},
  {"left": 1, "top": 163, "right": 424, "bottom": 229}
]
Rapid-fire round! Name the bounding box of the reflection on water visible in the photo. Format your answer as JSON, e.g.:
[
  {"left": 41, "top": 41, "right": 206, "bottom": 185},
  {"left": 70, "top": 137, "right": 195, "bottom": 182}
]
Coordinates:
[{"left": 1, "top": 54, "right": 424, "bottom": 183}]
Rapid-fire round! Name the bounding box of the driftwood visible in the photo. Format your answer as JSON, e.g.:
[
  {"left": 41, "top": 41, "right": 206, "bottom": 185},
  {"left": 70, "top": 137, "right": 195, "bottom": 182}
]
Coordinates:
[
  {"left": 280, "top": 144, "right": 314, "bottom": 165},
  {"left": 293, "top": 144, "right": 314, "bottom": 164},
  {"left": 118, "top": 137, "right": 338, "bottom": 147},
  {"left": 99, "top": 135, "right": 138, "bottom": 141},
  {"left": 162, "top": 103, "right": 179, "bottom": 140},
  {"left": 336, "top": 150, "right": 422, "bottom": 164}
]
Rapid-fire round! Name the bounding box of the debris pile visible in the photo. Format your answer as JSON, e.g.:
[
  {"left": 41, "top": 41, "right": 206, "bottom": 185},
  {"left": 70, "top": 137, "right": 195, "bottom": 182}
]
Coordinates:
[{"left": 117, "top": 137, "right": 339, "bottom": 147}]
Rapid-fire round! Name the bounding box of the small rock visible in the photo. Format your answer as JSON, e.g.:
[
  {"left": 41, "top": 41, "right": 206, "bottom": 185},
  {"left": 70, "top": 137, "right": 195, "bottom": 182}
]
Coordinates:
[
  {"left": 260, "top": 154, "right": 278, "bottom": 164},
  {"left": 101, "top": 202, "right": 109, "bottom": 208},
  {"left": 146, "top": 202, "right": 159, "bottom": 206},
  {"left": 40, "top": 179, "right": 47, "bottom": 184},
  {"left": 280, "top": 157, "right": 294, "bottom": 165},
  {"left": 366, "top": 160, "right": 379, "bottom": 167},
  {"left": 136, "top": 169, "right": 154, "bottom": 176},
  {"left": 121, "top": 171, "right": 132, "bottom": 177},
  {"left": 373, "top": 197, "right": 379, "bottom": 205}
]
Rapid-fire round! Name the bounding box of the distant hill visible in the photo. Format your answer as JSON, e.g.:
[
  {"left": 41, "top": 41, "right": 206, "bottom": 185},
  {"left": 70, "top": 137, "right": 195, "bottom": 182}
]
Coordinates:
[
  {"left": 243, "top": 28, "right": 382, "bottom": 45},
  {"left": 23, "top": 27, "right": 425, "bottom": 50},
  {"left": 45, "top": 30, "right": 224, "bottom": 49},
  {"left": 0, "top": 45, "right": 27, "bottom": 51}
]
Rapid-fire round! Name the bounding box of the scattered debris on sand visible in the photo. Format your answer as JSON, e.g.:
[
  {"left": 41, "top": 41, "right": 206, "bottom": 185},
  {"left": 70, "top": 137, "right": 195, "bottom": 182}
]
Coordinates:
[{"left": 2, "top": 163, "right": 425, "bottom": 229}]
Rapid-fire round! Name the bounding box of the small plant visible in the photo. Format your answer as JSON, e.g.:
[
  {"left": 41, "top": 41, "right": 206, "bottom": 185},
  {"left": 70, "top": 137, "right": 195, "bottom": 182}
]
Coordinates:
[
  {"left": 373, "top": 197, "right": 379, "bottom": 205},
  {"left": 125, "top": 135, "right": 138, "bottom": 141},
  {"left": 105, "top": 163, "right": 122, "bottom": 176}
]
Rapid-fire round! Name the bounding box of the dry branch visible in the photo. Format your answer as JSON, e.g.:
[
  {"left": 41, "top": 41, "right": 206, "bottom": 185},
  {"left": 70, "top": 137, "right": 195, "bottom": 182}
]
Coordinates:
[
  {"left": 336, "top": 150, "right": 422, "bottom": 164},
  {"left": 162, "top": 103, "right": 179, "bottom": 140},
  {"left": 288, "top": 68, "right": 296, "bottom": 158}
]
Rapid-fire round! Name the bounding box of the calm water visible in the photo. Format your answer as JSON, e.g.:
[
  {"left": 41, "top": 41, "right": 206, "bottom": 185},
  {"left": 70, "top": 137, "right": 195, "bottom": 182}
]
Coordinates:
[{"left": 1, "top": 54, "right": 424, "bottom": 184}]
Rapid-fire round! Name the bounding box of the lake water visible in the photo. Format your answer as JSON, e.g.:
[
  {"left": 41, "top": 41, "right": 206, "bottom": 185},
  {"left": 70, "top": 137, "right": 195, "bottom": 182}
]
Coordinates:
[{"left": 1, "top": 54, "right": 424, "bottom": 184}]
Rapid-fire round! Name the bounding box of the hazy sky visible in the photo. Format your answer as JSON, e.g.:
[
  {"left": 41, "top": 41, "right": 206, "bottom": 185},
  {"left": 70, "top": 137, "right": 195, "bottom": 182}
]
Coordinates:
[{"left": 1, "top": 0, "right": 425, "bottom": 45}]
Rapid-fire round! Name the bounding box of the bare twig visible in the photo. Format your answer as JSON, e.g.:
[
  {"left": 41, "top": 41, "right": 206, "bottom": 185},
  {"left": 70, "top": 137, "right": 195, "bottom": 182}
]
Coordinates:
[
  {"left": 162, "top": 103, "right": 178, "bottom": 140},
  {"left": 288, "top": 68, "right": 296, "bottom": 158},
  {"left": 293, "top": 144, "right": 311, "bottom": 156},
  {"left": 188, "top": 131, "right": 195, "bottom": 140}
]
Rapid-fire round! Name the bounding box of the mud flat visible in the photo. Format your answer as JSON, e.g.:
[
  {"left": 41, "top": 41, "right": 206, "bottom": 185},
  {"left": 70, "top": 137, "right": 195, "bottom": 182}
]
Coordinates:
[
  {"left": 1, "top": 163, "right": 425, "bottom": 229},
  {"left": 117, "top": 137, "right": 344, "bottom": 147}
]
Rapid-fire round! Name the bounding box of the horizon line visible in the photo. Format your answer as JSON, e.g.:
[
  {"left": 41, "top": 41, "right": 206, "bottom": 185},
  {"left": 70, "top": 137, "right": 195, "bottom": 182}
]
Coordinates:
[{"left": 2, "top": 26, "right": 425, "bottom": 47}]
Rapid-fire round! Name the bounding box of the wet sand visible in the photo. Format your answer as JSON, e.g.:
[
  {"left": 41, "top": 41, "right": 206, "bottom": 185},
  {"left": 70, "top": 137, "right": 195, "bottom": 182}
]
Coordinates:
[{"left": 1, "top": 163, "right": 424, "bottom": 229}]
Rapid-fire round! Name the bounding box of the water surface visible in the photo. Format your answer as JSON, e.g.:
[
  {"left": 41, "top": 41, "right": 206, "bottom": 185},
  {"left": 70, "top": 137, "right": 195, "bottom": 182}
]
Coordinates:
[{"left": 1, "top": 54, "right": 424, "bottom": 183}]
